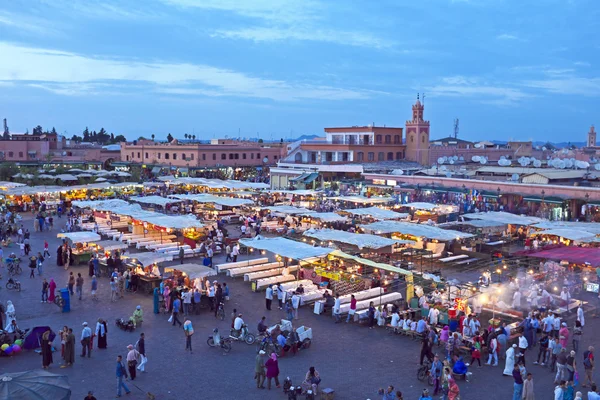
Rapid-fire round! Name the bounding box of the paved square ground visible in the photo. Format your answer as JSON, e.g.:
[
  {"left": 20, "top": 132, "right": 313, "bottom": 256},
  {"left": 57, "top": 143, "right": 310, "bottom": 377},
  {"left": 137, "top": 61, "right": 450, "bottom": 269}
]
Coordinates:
[{"left": 1, "top": 215, "right": 599, "bottom": 399}]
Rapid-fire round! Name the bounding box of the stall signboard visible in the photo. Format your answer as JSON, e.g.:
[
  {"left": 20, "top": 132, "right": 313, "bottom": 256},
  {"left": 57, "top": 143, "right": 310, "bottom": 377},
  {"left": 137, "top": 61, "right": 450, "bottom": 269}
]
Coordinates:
[
  {"left": 586, "top": 282, "right": 599, "bottom": 293},
  {"left": 315, "top": 267, "right": 341, "bottom": 281},
  {"left": 111, "top": 215, "right": 121, "bottom": 222},
  {"left": 214, "top": 204, "right": 223, "bottom": 211}
]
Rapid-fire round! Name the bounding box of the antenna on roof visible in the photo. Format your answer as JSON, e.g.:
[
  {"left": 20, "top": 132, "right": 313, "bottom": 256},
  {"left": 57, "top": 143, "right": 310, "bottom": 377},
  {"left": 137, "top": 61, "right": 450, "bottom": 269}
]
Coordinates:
[
  {"left": 422, "top": 93, "right": 425, "bottom": 105},
  {"left": 454, "top": 118, "right": 459, "bottom": 139}
]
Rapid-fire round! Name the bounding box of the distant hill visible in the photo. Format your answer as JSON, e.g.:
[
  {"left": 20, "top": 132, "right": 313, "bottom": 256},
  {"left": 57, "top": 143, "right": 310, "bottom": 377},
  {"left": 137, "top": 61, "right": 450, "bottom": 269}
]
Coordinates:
[
  {"left": 490, "top": 140, "right": 586, "bottom": 148},
  {"left": 293, "top": 134, "right": 320, "bottom": 141}
]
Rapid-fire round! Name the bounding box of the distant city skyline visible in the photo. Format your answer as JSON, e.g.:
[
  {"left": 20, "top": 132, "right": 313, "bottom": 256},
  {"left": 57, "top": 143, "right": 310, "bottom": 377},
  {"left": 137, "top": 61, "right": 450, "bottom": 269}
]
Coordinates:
[{"left": 0, "top": 1, "right": 597, "bottom": 142}]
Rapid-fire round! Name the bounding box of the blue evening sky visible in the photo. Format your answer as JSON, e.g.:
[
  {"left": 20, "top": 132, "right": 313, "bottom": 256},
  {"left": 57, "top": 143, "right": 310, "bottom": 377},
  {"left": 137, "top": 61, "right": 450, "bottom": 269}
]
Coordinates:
[{"left": 0, "top": 0, "right": 597, "bottom": 142}]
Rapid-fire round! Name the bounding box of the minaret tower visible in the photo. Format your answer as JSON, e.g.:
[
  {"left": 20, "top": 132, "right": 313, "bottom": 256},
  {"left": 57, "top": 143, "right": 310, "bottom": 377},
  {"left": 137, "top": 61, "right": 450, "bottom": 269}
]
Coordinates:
[
  {"left": 588, "top": 125, "right": 597, "bottom": 147},
  {"left": 405, "top": 94, "right": 430, "bottom": 165}
]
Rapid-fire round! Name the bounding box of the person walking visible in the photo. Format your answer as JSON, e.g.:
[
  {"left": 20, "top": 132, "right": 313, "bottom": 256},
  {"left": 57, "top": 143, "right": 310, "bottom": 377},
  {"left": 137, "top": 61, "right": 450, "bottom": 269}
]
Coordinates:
[
  {"left": 91, "top": 276, "right": 98, "bottom": 301},
  {"left": 554, "top": 381, "right": 565, "bottom": 400},
  {"left": 172, "top": 296, "right": 183, "bottom": 327},
  {"left": 61, "top": 328, "right": 75, "bottom": 368},
  {"left": 291, "top": 292, "right": 300, "bottom": 320},
  {"left": 41, "top": 278, "right": 49, "bottom": 303},
  {"left": 572, "top": 321, "right": 582, "bottom": 354},
  {"left": 80, "top": 322, "right": 92, "bottom": 358},
  {"left": 28, "top": 256, "right": 36, "bottom": 278},
  {"left": 110, "top": 277, "right": 117, "bottom": 302},
  {"left": 556, "top": 348, "right": 568, "bottom": 383},
  {"left": 115, "top": 355, "right": 131, "bottom": 397},
  {"left": 534, "top": 332, "right": 549, "bottom": 365},
  {"left": 582, "top": 346, "right": 595, "bottom": 388},
  {"left": 346, "top": 294, "right": 357, "bottom": 323},
  {"left": 41, "top": 330, "right": 53, "bottom": 369},
  {"left": 255, "top": 350, "right": 266, "bottom": 389},
  {"left": 68, "top": 272, "right": 75, "bottom": 296},
  {"left": 512, "top": 364, "right": 523, "bottom": 400},
  {"left": 431, "top": 354, "right": 443, "bottom": 396},
  {"left": 43, "top": 240, "right": 50, "bottom": 257},
  {"left": 76, "top": 273, "right": 84, "bottom": 300},
  {"left": 136, "top": 333, "right": 146, "bottom": 373},
  {"left": 486, "top": 335, "right": 499, "bottom": 366},
  {"left": 48, "top": 278, "right": 56, "bottom": 303},
  {"left": 184, "top": 319, "right": 194, "bottom": 354},
  {"left": 36, "top": 252, "right": 44, "bottom": 275},
  {"left": 265, "top": 352, "right": 280, "bottom": 390},
  {"left": 367, "top": 301, "right": 376, "bottom": 329},
  {"left": 126, "top": 344, "right": 140, "bottom": 381},
  {"left": 522, "top": 372, "right": 534, "bottom": 400},
  {"left": 265, "top": 285, "right": 273, "bottom": 310},
  {"left": 179, "top": 246, "right": 184, "bottom": 264},
  {"left": 333, "top": 294, "right": 342, "bottom": 323}
]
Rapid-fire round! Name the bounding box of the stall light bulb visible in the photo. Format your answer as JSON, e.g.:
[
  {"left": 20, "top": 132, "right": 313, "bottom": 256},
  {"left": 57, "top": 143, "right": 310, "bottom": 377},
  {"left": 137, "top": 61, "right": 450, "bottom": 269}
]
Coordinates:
[
  {"left": 374, "top": 268, "right": 378, "bottom": 273},
  {"left": 584, "top": 277, "right": 588, "bottom": 281},
  {"left": 528, "top": 269, "right": 533, "bottom": 274},
  {"left": 503, "top": 265, "right": 507, "bottom": 269},
  {"left": 496, "top": 269, "right": 501, "bottom": 274},
  {"left": 553, "top": 286, "right": 558, "bottom": 291}
]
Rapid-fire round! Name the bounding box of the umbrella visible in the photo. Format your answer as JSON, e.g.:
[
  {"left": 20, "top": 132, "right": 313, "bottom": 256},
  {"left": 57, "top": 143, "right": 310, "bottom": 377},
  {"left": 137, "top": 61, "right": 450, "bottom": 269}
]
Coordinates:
[
  {"left": 0, "top": 370, "right": 71, "bottom": 400},
  {"left": 95, "top": 177, "right": 107, "bottom": 182},
  {"left": 23, "top": 326, "right": 55, "bottom": 350}
]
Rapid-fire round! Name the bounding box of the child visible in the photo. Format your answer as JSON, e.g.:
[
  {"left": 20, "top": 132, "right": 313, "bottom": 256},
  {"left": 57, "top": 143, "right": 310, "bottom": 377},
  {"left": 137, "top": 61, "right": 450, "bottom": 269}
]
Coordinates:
[{"left": 471, "top": 346, "right": 481, "bottom": 367}]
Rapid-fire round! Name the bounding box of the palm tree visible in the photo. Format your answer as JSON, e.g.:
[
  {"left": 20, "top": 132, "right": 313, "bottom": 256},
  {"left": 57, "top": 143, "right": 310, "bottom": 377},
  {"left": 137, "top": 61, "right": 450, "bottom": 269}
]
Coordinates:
[
  {"left": 184, "top": 134, "right": 189, "bottom": 140},
  {"left": 192, "top": 135, "right": 196, "bottom": 141},
  {"left": 151, "top": 134, "right": 155, "bottom": 141}
]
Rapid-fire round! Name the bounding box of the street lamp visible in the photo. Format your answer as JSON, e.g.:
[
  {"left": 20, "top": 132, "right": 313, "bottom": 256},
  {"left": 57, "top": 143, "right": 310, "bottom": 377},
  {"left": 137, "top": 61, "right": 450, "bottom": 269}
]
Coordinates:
[{"left": 585, "top": 193, "right": 590, "bottom": 221}]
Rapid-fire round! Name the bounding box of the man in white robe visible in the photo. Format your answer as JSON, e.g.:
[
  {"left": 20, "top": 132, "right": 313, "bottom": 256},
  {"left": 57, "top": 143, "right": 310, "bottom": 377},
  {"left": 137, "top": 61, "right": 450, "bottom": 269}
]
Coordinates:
[
  {"left": 577, "top": 302, "right": 585, "bottom": 327},
  {"left": 503, "top": 344, "right": 517, "bottom": 376}
]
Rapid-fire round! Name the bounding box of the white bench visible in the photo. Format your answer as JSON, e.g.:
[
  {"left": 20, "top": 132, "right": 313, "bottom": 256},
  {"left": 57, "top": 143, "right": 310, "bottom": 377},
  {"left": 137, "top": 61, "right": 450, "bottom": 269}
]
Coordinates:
[
  {"left": 337, "top": 292, "right": 402, "bottom": 315},
  {"left": 255, "top": 275, "right": 296, "bottom": 290},
  {"left": 145, "top": 242, "right": 177, "bottom": 250},
  {"left": 316, "top": 287, "right": 385, "bottom": 307},
  {"left": 156, "top": 244, "right": 191, "bottom": 253},
  {"left": 244, "top": 266, "right": 299, "bottom": 282},
  {"left": 228, "top": 262, "right": 283, "bottom": 277},
  {"left": 215, "top": 257, "right": 269, "bottom": 273},
  {"left": 439, "top": 255, "right": 469, "bottom": 263}
]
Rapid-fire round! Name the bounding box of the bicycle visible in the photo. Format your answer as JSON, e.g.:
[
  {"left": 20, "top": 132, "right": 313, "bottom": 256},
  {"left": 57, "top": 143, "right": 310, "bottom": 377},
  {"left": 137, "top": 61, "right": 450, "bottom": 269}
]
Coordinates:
[
  {"left": 417, "top": 361, "right": 434, "bottom": 386},
  {"left": 6, "top": 258, "right": 22, "bottom": 276}
]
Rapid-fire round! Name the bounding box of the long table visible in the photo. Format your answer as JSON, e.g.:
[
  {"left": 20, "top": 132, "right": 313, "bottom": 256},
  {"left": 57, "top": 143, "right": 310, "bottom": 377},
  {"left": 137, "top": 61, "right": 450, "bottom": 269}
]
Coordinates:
[
  {"left": 228, "top": 262, "right": 283, "bottom": 277},
  {"left": 215, "top": 258, "right": 269, "bottom": 273},
  {"left": 245, "top": 267, "right": 299, "bottom": 282}
]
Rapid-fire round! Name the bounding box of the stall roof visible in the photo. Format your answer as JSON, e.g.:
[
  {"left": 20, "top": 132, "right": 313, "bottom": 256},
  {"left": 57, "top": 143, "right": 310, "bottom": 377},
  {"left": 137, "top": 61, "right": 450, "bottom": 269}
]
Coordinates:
[
  {"left": 169, "top": 193, "right": 254, "bottom": 207},
  {"left": 261, "top": 205, "right": 314, "bottom": 215},
  {"left": 440, "top": 220, "right": 507, "bottom": 228},
  {"left": 398, "top": 202, "right": 439, "bottom": 211},
  {"left": 262, "top": 189, "right": 321, "bottom": 196},
  {"left": 361, "top": 221, "right": 473, "bottom": 241},
  {"left": 520, "top": 246, "right": 600, "bottom": 267},
  {"left": 55, "top": 174, "right": 79, "bottom": 181},
  {"left": 239, "top": 236, "right": 333, "bottom": 260},
  {"left": 129, "top": 196, "right": 183, "bottom": 207},
  {"left": 531, "top": 229, "right": 596, "bottom": 241},
  {"left": 57, "top": 232, "right": 101, "bottom": 243},
  {"left": 158, "top": 176, "right": 268, "bottom": 190},
  {"left": 125, "top": 252, "right": 173, "bottom": 267},
  {"left": 303, "top": 228, "right": 412, "bottom": 249},
  {"left": 330, "top": 250, "right": 412, "bottom": 276},
  {"left": 298, "top": 212, "right": 348, "bottom": 223},
  {"left": 532, "top": 221, "right": 600, "bottom": 235},
  {"left": 164, "top": 263, "right": 217, "bottom": 279},
  {"left": 0, "top": 181, "right": 26, "bottom": 190},
  {"left": 340, "top": 206, "right": 408, "bottom": 220},
  {"left": 329, "top": 196, "right": 392, "bottom": 204},
  {"left": 465, "top": 211, "right": 542, "bottom": 226},
  {"left": 93, "top": 240, "right": 128, "bottom": 251}
]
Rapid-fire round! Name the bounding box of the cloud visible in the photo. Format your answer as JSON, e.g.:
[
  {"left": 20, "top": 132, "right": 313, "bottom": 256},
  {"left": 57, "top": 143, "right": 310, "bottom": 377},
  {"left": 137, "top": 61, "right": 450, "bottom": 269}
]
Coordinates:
[
  {"left": 574, "top": 61, "right": 591, "bottom": 67},
  {"left": 496, "top": 34, "right": 519, "bottom": 40},
  {"left": 0, "top": 42, "right": 372, "bottom": 101},
  {"left": 212, "top": 27, "right": 394, "bottom": 49},
  {"left": 0, "top": 11, "right": 62, "bottom": 36},
  {"left": 523, "top": 76, "right": 600, "bottom": 96},
  {"left": 40, "top": 0, "right": 156, "bottom": 21},
  {"left": 427, "top": 76, "right": 530, "bottom": 105}
]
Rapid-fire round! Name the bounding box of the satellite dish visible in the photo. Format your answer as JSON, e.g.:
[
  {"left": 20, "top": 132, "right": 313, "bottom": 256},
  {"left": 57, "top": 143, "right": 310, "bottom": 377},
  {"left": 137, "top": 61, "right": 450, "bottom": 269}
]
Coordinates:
[
  {"left": 533, "top": 160, "right": 542, "bottom": 168},
  {"left": 445, "top": 172, "right": 452, "bottom": 178},
  {"left": 437, "top": 157, "right": 445, "bottom": 164},
  {"left": 500, "top": 155, "right": 506, "bottom": 160},
  {"left": 452, "top": 155, "right": 459, "bottom": 161},
  {"left": 558, "top": 160, "right": 566, "bottom": 169},
  {"left": 442, "top": 156, "right": 448, "bottom": 162},
  {"left": 480, "top": 158, "right": 487, "bottom": 165},
  {"left": 459, "top": 156, "right": 464, "bottom": 161},
  {"left": 262, "top": 157, "right": 269, "bottom": 163},
  {"left": 62, "top": 151, "right": 67, "bottom": 156},
  {"left": 440, "top": 166, "right": 447, "bottom": 171},
  {"left": 564, "top": 159, "right": 573, "bottom": 168},
  {"left": 595, "top": 164, "right": 600, "bottom": 171},
  {"left": 511, "top": 173, "right": 519, "bottom": 182},
  {"left": 391, "top": 169, "right": 404, "bottom": 175},
  {"left": 472, "top": 156, "right": 481, "bottom": 162},
  {"left": 474, "top": 143, "right": 482, "bottom": 149},
  {"left": 449, "top": 159, "right": 455, "bottom": 165}
]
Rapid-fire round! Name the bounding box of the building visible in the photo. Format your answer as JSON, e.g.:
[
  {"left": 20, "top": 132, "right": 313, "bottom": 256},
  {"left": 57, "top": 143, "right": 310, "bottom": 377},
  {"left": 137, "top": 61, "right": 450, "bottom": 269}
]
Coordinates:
[
  {"left": 588, "top": 125, "right": 597, "bottom": 148},
  {"left": 120, "top": 139, "right": 286, "bottom": 172},
  {"left": 0, "top": 132, "right": 120, "bottom": 168},
  {"left": 404, "top": 96, "right": 430, "bottom": 165}
]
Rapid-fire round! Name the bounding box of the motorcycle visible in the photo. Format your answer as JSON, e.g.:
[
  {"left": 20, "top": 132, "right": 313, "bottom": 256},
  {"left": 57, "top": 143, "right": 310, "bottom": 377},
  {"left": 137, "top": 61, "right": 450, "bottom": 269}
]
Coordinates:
[
  {"left": 207, "top": 328, "right": 232, "bottom": 353},
  {"left": 229, "top": 324, "right": 255, "bottom": 345},
  {"left": 256, "top": 334, "right": 282, "bottom": 355},
  {"left": 5, "top": 277, "right": 21, "bottom": 291},
  {"left": 417, "top": 360, "right": 434, "bottom": 386}
]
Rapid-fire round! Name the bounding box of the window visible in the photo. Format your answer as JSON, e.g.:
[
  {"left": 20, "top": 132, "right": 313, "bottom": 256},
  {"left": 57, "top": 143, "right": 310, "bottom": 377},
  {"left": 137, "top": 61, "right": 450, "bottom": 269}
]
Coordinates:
[
  {"left": 378, "top": 152, "right": 384, "bottom": 161},
  {"left": 136, "top": 152, "right": 140, "bottom": 158},
  {"left": 19, "top": 152, "right": 23, "bottom": 158},
  {"left": 234, "top": 154, "right": 239, "bottom": 160},
  {"left": 212, "top": 154, "right": 216, "bottom": 160},
  {"left": 387, "top": 152, "right": 393, "bottom": 161},
  {"left": 357, "top": 152, "right": 364, "bottom": 161},
  {"left": 8, "top": 151, "right": 13, "bottom": 157},
  {"left": 396, "top": 152, "right": 402, "bottom": 160},
  {"left": 182, "top": 153, "right": 186, "bottom": 160},
  {"left": 173, "top": 153, "right": 177, "bottom": 160},
  {"left": 202, "top": 154, "right": 206, "bottom": 160},
  {"left": 243, "top": 153, "right": 246, "bottom": 159},
  {"left": 158, "top": 153, "right": 161, "bottom": 159},
  {"left": 274, "top": 155, "right": 278, "bottom": 160},
  {"left": 165, "top": 153, "right": 169, "bottom": 159},
  {"left": 229, "top": 153, "right": 234, "bottom": 159},
  {"left": 422, "top": 136, "right": 425, "bottom": 143},
  {"left": 251, "top": 153, "right": 254, "bottom": 159},
  {"left": 257, "top": 153, "right": 260, "bottom": 159},
  {"left": 221, "top": 154, "right": 226, "bottom": 160},
  {"left": 131, "top": 152, "right": 134, "bottom": 158},
  {"left": 368, "top": 152, "right": 374, "bottom": 161},
  {"left": 394, "top": 135, "right": 400, "bottom": 144},
  {"left": 126, "top": 155, "right": 129, "bottom": 161},
  {"left": 410, "top": 135, "right": 414, "bottom": 143},
  {"left": 145, "top": 152, "right": 148, "bottom": 159},
  {"left": 190, "top": 154, "right": 194, "bottom": 160},
  {"left": 385, "top": 135, "right": 391, "bottom": 144},
  {"left": 376, "top": 135, "right": 382, "bottom": 144}
]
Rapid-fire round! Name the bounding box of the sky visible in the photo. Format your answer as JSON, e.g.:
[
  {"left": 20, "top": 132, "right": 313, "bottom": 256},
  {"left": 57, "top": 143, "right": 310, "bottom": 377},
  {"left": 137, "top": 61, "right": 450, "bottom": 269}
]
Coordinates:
[{"left": 0, "top": 0, "right": 598, "bottom": 142}]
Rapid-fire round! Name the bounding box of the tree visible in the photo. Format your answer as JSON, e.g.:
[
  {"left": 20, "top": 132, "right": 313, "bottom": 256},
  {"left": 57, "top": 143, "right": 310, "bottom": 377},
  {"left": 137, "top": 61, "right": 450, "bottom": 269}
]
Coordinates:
[
  {"left": 97, "top": 128, "right": 109, "bottom": 143},
  {"left": 184, "top": 134, "right": 189, "bottom": 140},
  {"left": 258, "top": 138, "right": 264, "bottom": 143},
  {"left": 192, "top": 135, "right": 196, "bottom": 141},
  {"left": 0, "top": 162, "right": 18, "bottom": 180},
  {"left": 110, "top": 132, "right": 115, "bottom": 142},
  {"left": 167, "top": 133, "right": 173, "bottom": 142},
  {"left": 51, "top": 127, "right": 57, "bottom": 135},
  {"left": 91, "top": 130, "right": 98, "bottom": 142},
  {"left": 113, "top": 134, "right": 126, "bottom": 143},
  {"left": 83, "top": 127, "right": 90, "bottom": 142},
  {"left": 151, "top": 134, "right": 155, "bottom": 141},
  {"left": 138, "top": 136, "right": 147, "bottom": 141},
  {"left": 33, "top": 125, "right": 43, "bottom": 135},
  {"left": 71, "top": 134, "right": 83, "bottom": 142}
]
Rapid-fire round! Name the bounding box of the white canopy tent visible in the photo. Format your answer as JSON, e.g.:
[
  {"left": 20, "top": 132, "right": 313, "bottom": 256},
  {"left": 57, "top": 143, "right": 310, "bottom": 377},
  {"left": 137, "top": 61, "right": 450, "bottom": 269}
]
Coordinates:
[
  {"left": 239, "top": 236, "right": 333, "bottom": 260},
  {"left": 532, "top": 221, "right": 600, "bottom": 235},
  {"left": 158, "top": 176, "right": 268, "bottom": 190},
  {"left": 129, "top": 196, "right": 184, "bottom": 207},
  {"left": 465, "top": 211, "right": 542, "bottom": 226},
  {"left": 531, "top": 229, "right": 596, "bottom": 242},
  {"left": 93, "top": 240, "right": 128, "bottom": 252},
  {"left": 340, "top": 206, "right": 408, "bottom": 220},
  {"left": 261, "top": 205, "right": 313, "bottom": 215},
  {"left": 303, "top": 228, "right": 412, "bottom": 249},
  {"left": 57, "top": 232, "right": 101, "bottom": 243},
  {"left": 164, "top": 263, "right": 217, "bottom": 279},
  {"left": 262, "top": 189, "right": 321, "bottom": 196},
  {"left": 330, "top": 196, "right": 392, "bottom": 204},
  {"left": 298, "top": 212, "right": 348, "bottom": 223},
  {"left": 399, "top": 202, "right": 439, "bottom": 211},
  {"left": 169, "top": 194, "right": 254, "bottom": 207},
  {"left": 361, "top": 221, "right": 473, "bottom": 241},
  {"left": 124, "top": 252, "right": 173, "bottom": 267},
  {"left": 55, "top": 174, "right": 79, "bottom": 181}
]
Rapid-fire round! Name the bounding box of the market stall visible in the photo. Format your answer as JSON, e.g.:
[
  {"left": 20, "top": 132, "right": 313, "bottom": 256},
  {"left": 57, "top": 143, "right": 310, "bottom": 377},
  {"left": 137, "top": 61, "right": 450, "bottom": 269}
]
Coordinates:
[
  {"left": 303, "top": 228, "right": 412, "bottom": 252},
  {"left": 57, "top": 232, "right": 101, "bottom": 265},
  {"left": 339, "top": 206, "right": 409, "bottom": 221},
  {"left": 121, "top": 252, "right": 173, "bottom": 294}
]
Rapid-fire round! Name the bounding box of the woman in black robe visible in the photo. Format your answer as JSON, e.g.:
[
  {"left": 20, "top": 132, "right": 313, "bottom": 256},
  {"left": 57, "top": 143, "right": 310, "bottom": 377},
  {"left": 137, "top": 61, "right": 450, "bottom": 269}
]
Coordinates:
[
  {"left": 88, "top": 259, "right": 94, "bottom": 277},
  {"left": 41, "top": 330, "right": 53, "bottom": 369},
  {"left": 97, "top": 319, "right": 108, "bottom": 349},
  {"left": 56, "top": 245, "right": 63, "bottom": 266}
]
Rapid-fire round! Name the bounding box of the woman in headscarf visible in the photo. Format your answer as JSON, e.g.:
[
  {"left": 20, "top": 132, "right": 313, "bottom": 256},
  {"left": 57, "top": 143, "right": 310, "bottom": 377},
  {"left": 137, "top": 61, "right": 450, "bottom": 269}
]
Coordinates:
[
  {"left": 96, "top": 318, "right": 108, "bottom": 349},
  {"left": 163, "top": 285, "right": 171, "bottom": 313},
  {"left": 265, "top": 352, "right": 280, "bottom": 390},
  {"left": 153, "top": 288, "right": 160, "bottom": 314},
  {"left": 4, "top": 300, "right": 15, "bottom": 330},
  {"left": 132, "top": 306, "right": 143, "bottom": 328},
  {"left": 447, "top": 379, "right": 460, "bottom": 400},
  {"left": 48, "top": 278, "right": 57, "bottom": 303},
  {"left": 56, "top": 245, "right": 63, "bottom": 267},
  {"left": 59, "top": 326, "right": 68, "bottom": 360},
  {"left": 41, "top": 329, "right": 53, "bottom": 369},
  {"left": 301, "top": 366, "right": 321, "bottom": 394}
]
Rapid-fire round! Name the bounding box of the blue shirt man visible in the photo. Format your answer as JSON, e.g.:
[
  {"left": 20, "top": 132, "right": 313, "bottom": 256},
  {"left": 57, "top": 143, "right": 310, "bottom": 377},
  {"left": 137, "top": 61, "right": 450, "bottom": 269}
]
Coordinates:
[
  {"left": 277, "top": 333, "right": 286, "bottom": 348},
  {"left": 416, "top": 318, "right": 427, "bottom": 334},
  {"left": 116, "top": 355, "right": 131, "bottom": 396}
]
